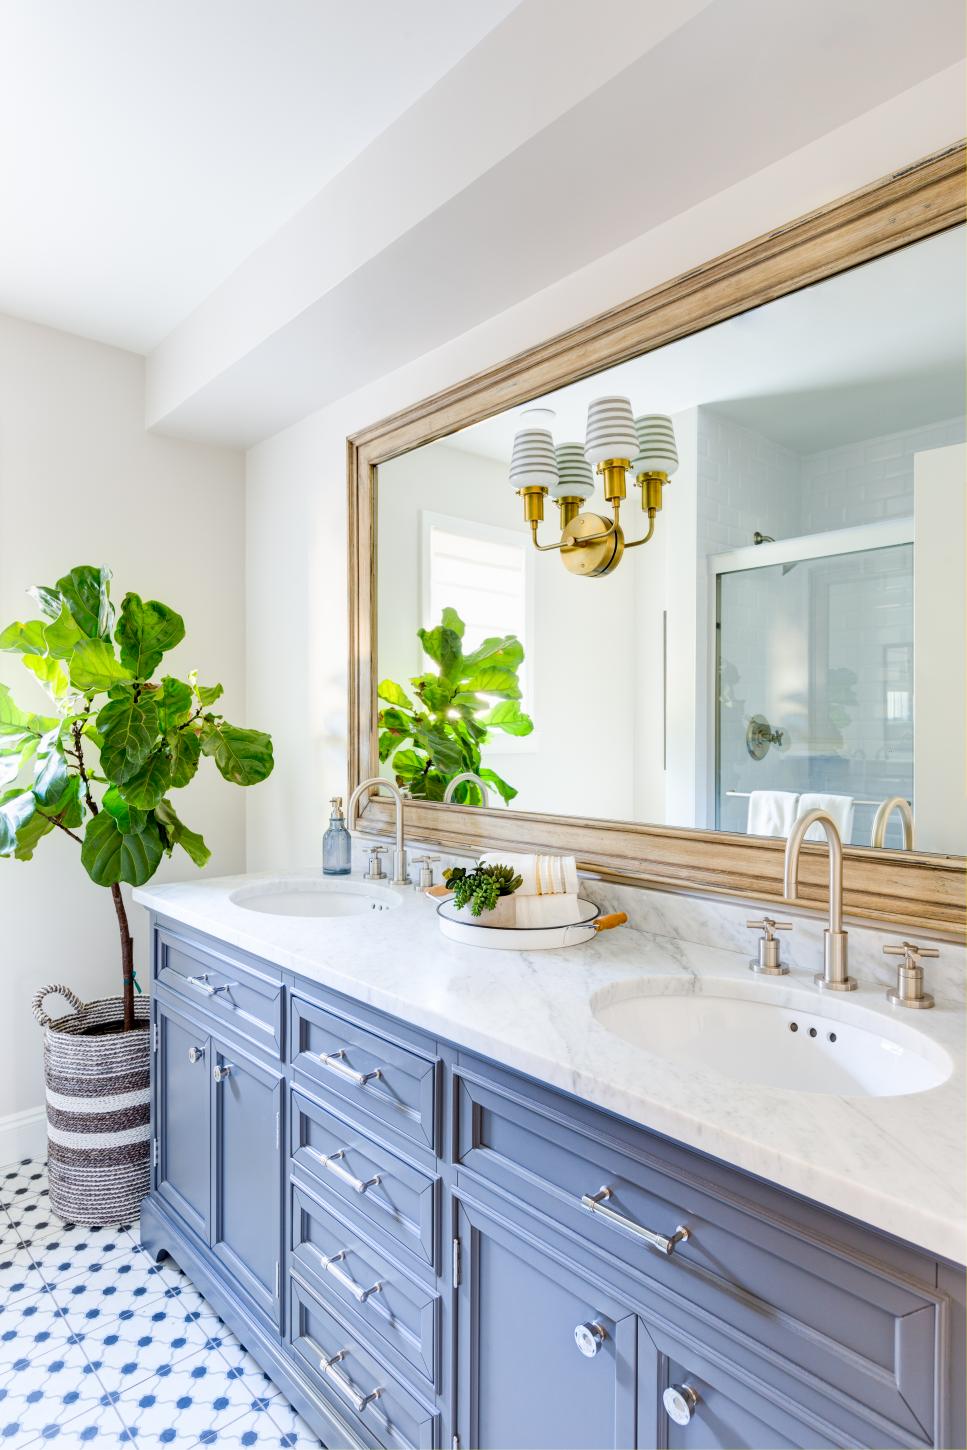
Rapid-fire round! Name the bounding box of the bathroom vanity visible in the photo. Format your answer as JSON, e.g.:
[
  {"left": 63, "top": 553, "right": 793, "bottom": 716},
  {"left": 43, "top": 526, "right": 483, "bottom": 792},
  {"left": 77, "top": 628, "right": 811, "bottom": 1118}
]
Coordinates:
[{"left": 134, "top": 873, "right": 966, "bottom": 1450}]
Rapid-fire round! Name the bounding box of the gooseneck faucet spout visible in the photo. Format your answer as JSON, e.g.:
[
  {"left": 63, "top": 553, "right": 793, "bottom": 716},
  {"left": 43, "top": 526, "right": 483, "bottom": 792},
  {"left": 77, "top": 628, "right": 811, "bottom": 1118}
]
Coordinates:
[
  {"left": 783, "top": 810, "right": 856, "bottom": 992},
  {"left": 870, "top": 796, "right": 914, "bottom": 850},
  {"left": 347, "top": 777, "right": 410, "bottom": 887},
  {"left": 443, "top": 772, "right": 503, "bottom": 806}
]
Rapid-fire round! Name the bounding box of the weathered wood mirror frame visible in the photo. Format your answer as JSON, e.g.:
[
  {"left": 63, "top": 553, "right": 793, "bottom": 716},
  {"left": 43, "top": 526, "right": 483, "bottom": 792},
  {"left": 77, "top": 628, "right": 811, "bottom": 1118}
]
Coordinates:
[{"left": 348, "top": 143, "right": 966, "bottom": 938}]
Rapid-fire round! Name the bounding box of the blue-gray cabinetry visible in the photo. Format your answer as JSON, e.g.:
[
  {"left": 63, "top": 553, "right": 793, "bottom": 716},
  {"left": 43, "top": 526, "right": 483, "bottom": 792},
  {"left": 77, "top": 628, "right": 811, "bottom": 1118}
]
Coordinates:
[{"left": 141, "top": 917, "right": 965, "bottom": 1450}]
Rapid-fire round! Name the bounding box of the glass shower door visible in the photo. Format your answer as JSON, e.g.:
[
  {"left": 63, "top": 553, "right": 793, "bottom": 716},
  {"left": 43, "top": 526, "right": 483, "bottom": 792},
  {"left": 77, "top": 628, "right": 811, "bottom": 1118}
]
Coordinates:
[{"left": 715, "top": 540, "right": 913, "bottom": 847}]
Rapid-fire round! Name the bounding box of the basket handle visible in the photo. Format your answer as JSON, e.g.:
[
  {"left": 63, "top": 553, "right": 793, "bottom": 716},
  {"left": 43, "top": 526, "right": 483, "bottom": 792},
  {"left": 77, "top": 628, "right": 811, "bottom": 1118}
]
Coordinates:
[{"left": 32, "top": 983, "right": 86, "bottom": 1028}]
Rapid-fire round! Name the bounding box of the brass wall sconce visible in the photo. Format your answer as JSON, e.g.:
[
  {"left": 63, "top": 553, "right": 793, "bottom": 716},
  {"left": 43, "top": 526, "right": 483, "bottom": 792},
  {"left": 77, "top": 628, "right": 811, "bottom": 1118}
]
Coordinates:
[{"left": 510, "top": 398, "right": 678, "bottom": 577}]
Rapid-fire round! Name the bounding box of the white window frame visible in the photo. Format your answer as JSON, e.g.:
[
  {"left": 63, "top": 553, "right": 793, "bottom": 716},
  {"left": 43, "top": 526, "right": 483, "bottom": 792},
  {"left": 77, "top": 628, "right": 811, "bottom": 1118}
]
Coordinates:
[{"left": 419, "top": 509, "right": 537, "bottom": 756}]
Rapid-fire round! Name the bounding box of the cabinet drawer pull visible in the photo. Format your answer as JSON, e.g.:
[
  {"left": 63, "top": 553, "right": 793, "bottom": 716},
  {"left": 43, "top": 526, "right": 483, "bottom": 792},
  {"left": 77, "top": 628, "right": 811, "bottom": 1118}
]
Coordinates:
[
  {"left": 187, "top": 1045, "right": 205, "bottom": 1064},
  {"left": 320, "top": 1250, "right": 381, "bottom": 1304},
  {"left": 316, "top": 1148, "right": 381, "bottom": 1195},
  {"left": 186, "top": 972, "right": 236, "bottom": 997},
  {"left": 580, "top": 1186, "right": 689, "bottom": 1256},
  {"left": 319, "top": 1350, "right": 381, "bottom": 1413},
  {"left": 314, "top": 1049, "right": 382, "bottom": 1087}
]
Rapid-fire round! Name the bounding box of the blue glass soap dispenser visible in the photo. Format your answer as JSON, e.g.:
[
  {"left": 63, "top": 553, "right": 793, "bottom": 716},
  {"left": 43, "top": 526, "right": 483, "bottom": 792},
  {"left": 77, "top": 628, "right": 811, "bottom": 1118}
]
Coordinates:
[{"left": 322, "top": 796, "right": 351, "bottom": 876}]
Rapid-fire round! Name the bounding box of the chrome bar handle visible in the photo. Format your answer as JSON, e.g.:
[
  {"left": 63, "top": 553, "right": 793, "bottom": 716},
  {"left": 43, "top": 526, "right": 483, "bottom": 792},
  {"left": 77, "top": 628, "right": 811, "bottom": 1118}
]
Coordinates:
[
  {"left": 580, "top": 1186, "right": 689, "bottom": 1256},
  {"left": 320, "top": 1250, "right": 381, "bottom": 1304},
  {"left": 186, "top": 973, "right": 235, "bottom": 997},
  {"left": 318, "top": 1350, "right": 381, "bottom": 1414},
  {"left": 315, "top": 1049, "right": 382, "bottom": 1087},
  {"left": 316, "top": 1148, "right": 381, "bottom": 1195}
]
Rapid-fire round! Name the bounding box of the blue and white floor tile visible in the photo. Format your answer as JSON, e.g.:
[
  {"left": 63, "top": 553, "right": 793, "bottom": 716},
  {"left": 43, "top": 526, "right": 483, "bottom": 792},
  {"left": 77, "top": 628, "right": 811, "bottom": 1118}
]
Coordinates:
[{"left": 0, "top": 1159, "right": 325, "bottom": 1448}]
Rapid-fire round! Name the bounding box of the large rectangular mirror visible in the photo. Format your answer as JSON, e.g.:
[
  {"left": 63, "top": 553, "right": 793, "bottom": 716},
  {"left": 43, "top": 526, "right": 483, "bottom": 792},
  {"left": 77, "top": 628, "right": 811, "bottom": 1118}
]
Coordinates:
[
  {"left": 351, "top": 150, "right": 966, "bottom": 932},
  {"left": 376, "top": 224, "right": 964, "bottom": 857}
]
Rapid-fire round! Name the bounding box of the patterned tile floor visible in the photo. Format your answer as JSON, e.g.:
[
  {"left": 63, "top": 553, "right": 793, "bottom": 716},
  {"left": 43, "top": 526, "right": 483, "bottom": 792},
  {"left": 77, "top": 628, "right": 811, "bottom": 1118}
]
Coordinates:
[{"left": 0, "top": 1159, "right": 326, "bottom": 1448}]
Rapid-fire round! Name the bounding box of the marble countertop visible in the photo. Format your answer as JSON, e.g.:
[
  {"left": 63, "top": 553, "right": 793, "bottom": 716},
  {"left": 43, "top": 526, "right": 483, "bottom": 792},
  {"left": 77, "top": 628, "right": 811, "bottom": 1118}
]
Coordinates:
[{"left": 133, "top": 871, "right": 966, "bottom": 1265}]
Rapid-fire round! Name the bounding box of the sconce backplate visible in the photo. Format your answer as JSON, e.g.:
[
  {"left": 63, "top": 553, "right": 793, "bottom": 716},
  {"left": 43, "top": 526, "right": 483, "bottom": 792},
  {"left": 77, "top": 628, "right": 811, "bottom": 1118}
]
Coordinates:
[{"left": 561, "top": 512, "right": 624, "bottom": 576}]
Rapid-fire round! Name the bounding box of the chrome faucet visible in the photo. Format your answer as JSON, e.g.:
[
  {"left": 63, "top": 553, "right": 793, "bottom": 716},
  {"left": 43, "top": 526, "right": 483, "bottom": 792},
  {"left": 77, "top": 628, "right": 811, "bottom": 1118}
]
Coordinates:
[
  {"left": 783, "top": 810, "right": 856, "bottom": 992},
  {"left": 870, "top": 796, "right": 914, "bottom": 850},
  {"left": 442, "top": 771, "right": 502, "bottom": 806},
  {"left": 347, "top": 777, "right": 411, "bottom": 886}
]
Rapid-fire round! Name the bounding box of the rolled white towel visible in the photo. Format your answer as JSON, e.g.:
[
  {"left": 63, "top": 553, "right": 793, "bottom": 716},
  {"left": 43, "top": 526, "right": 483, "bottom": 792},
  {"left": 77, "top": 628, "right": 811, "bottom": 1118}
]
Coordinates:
[
  {"left": 747, "top": 790, "right": 800, "bottom": 838},
  {"left": 478, "top": 851, "right": 578, "bottom": 896},
  {"left": 799, "top": 793, "right": 854, "bottom": 843}
]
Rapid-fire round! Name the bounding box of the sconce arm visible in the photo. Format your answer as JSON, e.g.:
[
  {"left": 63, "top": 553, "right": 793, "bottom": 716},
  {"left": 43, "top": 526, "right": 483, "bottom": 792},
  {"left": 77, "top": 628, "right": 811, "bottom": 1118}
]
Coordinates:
[{"left": 622, "top": 510, "right": 658, "bottom": 550}]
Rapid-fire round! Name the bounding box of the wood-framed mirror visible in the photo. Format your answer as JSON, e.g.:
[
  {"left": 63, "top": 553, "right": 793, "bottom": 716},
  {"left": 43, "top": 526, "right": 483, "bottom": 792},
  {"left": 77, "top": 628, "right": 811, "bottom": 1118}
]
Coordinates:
[{"left": 348, "top": 143, "right": 966, "bottom": 938}]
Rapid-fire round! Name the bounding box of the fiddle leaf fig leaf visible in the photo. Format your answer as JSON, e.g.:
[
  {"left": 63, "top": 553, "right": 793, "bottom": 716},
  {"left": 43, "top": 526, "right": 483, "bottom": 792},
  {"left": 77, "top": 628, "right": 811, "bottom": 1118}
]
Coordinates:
[
  {"left": 377, "top": 679, "right": 414, "bottom": 710},
  {"left": 0, "top": 684, "right": 57, "bottom": 755},
  {"left": 81, "top": 807, "right": 163, "bottom": 886},
  {"left": 417, "top": 625, "right": 462, "bottom": 682},
  {"left": 22, "top": 653, "right": 71, "bottom": 701},
  {"left": 0, "top": 619, "right": 47, "bottom": 656},
  {"left": 102, "top": 785, "right": 143, "bottom": 833},
  {"left": 167, "top": 730, "right": 200, "bottom": 788},
  {"left": 56, "top": 565, "right": 114, "bottom": 640},
  {"left": 96, "top": 692, "right": 158, "bottom": 782},
  {"left": 43, "top": 605, "right": 85, "bottom": 660},
  {"left": 154, "top": 798, "right": 211, "bottom": 867},
  {"left": 478, "top": 766, "right": 518, "bottom": 803},
  {"left": 33, "top": 731, "right": 69, "bottom": 806},
  {"left": 27, "top": 585, "right": 64, "bottom": 621},
  {"left": 440, "top": 607, "right": 464, "bottom": 637},
  {"left": 200, "top": 720, "right": 274, "bottom": 786},
  {"left": 119, "top": 746, "right": 171, "bottom": 810},
  {"left": 462, "top": 668, "right": 521, "bottom": 699},
  {"left": 478, "top": 700, "right": 534, "bottom": 736},
  {"left": 156, "top": 676, "right": 193, "bottom": 731},
  {"left": 0, "top": 790, "right": 36, "bottom": 855},
  {"left": 116, "top": 593, "right": 185, "bottom": 678},
  {"left": 195, "top": 682, "right": 223, "bottom": 707},
  {"left": 69, "top": 638, "right": 131, "bottom": 694}
]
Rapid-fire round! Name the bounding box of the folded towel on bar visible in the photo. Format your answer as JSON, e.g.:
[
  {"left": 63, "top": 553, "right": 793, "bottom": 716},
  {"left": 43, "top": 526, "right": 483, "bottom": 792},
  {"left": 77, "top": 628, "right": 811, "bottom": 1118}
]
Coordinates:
[
  {"left": 798, "top": 793, "right": 854, "bottom": 844},
  {"left": 479, "top": 851, "right": 579, "bottom": 897},
  {"left": 747, "top": 790, "right": 800, "bottom": 838}
]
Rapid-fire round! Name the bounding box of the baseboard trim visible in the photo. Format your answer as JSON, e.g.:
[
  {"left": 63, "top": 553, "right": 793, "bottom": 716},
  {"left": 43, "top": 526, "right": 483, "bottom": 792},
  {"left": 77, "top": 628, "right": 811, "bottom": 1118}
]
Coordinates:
[{"left": 0, "top": 1106, "right": 47, "bottom": 1165}]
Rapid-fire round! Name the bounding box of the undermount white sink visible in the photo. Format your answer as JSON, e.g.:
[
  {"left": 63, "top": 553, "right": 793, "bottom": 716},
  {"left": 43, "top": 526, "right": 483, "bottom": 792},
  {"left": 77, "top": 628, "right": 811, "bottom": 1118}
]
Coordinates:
[
  {"left": 229, "top": 878, "right": 402, "bottom": 918},
  {"left": 591, "top": 979, "right": 952, "bottom": 1098}
]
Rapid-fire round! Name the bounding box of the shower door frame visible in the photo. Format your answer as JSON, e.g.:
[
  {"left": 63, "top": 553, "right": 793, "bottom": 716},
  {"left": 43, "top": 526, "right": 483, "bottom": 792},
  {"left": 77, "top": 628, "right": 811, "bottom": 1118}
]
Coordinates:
[{"left": 708, "top": 517, "right": 915, "bottom": 836}]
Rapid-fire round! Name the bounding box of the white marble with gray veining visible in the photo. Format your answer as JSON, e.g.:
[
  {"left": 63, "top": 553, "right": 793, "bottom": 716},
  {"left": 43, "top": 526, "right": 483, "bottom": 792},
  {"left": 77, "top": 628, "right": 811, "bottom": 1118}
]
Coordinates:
[{"left": 133, "top": 870, "right": 966, "bottom": 1264}]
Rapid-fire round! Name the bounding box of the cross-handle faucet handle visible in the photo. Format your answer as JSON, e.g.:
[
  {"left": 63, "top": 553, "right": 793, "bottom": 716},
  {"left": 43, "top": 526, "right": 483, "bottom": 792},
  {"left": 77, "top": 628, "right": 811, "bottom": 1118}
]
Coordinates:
[
  {"left": 883, "top": 941, "right": 938, "bottom": 1009},
  {"left": 746, "top": 917, "right": 792, "bottom": 940},
  {"left": 747, "top": 917, "right": 792, "bottom": 976},
  {"left": 412, "top": 854, "right": 440, "bottom": 890},
  {"left": 365, "top": 845, "right": 388, "bottom": 881},
  {"left": 883, "top": 941, "right": 940, "bottom": 962}
]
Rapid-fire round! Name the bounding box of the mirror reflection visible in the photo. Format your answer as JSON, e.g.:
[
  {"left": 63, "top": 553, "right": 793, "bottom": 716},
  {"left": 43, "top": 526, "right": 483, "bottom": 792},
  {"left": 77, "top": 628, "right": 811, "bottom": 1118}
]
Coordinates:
[{"left": 376, "top": 227, "right": 965, "bottom": 855}]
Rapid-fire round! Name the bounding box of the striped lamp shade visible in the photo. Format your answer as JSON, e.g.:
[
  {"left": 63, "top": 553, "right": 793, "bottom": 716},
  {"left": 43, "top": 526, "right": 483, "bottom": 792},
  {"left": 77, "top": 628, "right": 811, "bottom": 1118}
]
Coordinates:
[
  {"left": 509, "top": 427, "right": 558, "bottom": 490},
  {"left": 551, "top": 443, "right": 594, "bottom": 499},
  {"left": 584, "top": 396, "right": 638, "bottom": 466},
  {"left": 633, "top": 414, "right": 679, "bottom": 476}
]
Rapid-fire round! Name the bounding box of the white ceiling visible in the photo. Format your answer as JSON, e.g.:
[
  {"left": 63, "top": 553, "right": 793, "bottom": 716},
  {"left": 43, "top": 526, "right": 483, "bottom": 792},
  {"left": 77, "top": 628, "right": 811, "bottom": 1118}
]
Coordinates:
[
  {"left": 0, "top": 0, "right": 520, "bottom": 351},
  {"left": 445, "top": 226, "right": 967, "bottom": 463}
]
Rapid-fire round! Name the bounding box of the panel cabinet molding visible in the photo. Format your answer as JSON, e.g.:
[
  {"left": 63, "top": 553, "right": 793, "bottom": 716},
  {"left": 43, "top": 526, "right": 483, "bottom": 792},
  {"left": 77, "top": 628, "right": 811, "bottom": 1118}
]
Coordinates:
[
  {"left": 143, "top": 918, "right": 964, "bottom": 1450},
  {"left": 347, "top": 143, "right": 967, "bottom": 937}
]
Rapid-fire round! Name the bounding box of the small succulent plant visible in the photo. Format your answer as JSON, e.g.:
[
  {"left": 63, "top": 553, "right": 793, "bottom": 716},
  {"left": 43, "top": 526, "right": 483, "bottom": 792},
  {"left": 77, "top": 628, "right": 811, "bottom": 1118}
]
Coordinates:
[{"left": 443, "top": 861, "right": 523, "bottom": 917}]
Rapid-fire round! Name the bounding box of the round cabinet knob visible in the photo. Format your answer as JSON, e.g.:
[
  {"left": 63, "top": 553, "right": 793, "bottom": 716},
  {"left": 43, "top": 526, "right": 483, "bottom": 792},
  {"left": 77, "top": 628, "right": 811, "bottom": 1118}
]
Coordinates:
[
  {"left": 663, "top": 1383, "right": 699, "bottom": 1426},
  {"left": 574, "top": 1321, "right": 607, "bottom": 1358},
  {"left": 212, "top": 1063, "right": 233, "bottom": 1082},
  {"left": 187, "top": 1046, "right": 204, "bottom": 1064}
]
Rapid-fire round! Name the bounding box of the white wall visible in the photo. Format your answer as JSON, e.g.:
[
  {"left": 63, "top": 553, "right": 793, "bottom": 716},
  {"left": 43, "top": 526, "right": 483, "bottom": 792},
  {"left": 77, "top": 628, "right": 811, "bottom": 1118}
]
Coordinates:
[{"left": 0, "top": 312, "right": 245, "bottom": 1152}]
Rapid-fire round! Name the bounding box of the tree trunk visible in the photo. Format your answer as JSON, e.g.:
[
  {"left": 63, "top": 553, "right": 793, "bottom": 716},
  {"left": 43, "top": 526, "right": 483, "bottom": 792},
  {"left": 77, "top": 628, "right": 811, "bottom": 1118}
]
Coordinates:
[{"left": 110, "top": 883, "right": 136, "bottom": 1031}]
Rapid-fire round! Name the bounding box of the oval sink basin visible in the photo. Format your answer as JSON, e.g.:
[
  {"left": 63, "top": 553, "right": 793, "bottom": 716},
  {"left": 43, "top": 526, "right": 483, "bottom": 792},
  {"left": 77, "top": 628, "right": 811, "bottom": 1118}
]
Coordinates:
[
  {"left": 229, "top": 878, "right": 402, "bottom": 918},
  {"left": 591, "top": 980, "right": 952, "bottom": 1097}
]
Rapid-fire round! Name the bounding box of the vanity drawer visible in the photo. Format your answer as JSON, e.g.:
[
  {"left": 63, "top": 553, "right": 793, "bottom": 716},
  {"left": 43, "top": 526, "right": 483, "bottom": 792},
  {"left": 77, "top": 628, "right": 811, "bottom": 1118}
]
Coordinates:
[
  {"left": 291, "top": 1177, "right": 439, "bottom": 1391},
  {"left": 155, "top": 928, "right": 283, "bottom": 1059},
  {"left": 291, "top": 994, "right": 439, "bottom": 1153},
  {"left": 291, "top": 1087, "right": 438, "bottom": 1273},
  {"left": 289, "top": 1271, "right": 439, "bottom": 1449},
  {"left": 455, "top": 1062, "right": 943, "bottom": 1445}
]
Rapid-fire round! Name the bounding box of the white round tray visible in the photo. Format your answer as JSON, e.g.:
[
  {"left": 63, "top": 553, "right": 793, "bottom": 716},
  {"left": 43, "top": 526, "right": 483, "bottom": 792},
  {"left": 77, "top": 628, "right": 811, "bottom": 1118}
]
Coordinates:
[{"left": 437, "top": 896, "right": 604, "bottom": 951}]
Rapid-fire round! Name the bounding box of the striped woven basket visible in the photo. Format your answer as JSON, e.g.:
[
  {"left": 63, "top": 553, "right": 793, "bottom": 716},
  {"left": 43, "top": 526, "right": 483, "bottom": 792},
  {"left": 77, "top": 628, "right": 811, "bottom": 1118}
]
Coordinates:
[{"left": 32, "top": 984, "right": 151, "bottom": 1226}]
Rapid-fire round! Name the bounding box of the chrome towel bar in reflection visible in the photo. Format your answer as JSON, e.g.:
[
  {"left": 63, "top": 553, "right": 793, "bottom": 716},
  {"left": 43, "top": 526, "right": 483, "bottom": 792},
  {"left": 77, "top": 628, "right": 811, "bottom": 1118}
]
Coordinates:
[{"left": 725, "top": 790, "right": 907, "bottom": 809}]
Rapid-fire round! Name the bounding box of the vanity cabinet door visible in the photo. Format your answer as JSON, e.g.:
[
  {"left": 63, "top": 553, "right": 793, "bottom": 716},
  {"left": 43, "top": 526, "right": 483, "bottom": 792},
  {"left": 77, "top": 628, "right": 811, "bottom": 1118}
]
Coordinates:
[
  {"left": 211, "top": 1037, "right": 284, "bottom": 1325},
  {"left": 455, "top": 1195, "right": 636, "bottom": 1450},
  {"left": 155, "top": 1000, "right": 211, "bottom": 1240}
]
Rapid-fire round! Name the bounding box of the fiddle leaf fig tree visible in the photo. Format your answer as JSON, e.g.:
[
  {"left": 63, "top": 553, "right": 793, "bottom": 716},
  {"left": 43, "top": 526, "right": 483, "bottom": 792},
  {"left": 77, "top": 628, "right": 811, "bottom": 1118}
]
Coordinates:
[
  {"left": 377, "top": 606, "right": 533, "bottom": 804},
  {"left": 0, "top": 565, "right": 274, "bottom": 1031}
]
